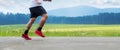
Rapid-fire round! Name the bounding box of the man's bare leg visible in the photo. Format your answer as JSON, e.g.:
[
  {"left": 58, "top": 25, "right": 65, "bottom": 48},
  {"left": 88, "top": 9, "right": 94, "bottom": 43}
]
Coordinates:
[
  {"left": 35, "top": 14, "right": 48, "bottom": 37},
  {"left": 38, "top": 14, "right": 48, "bottom": 29},
  {"left": 24, "top": 18, "right": 36, "bottom": 35},
  {"left": 22, "top": 17, "right": 36, "bottom": 40}
]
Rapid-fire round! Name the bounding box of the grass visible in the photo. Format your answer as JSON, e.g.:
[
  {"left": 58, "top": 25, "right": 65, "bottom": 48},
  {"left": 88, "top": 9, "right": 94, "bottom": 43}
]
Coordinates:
[{"left": 0, "top": 24, "right": 120, "bottom": 37}]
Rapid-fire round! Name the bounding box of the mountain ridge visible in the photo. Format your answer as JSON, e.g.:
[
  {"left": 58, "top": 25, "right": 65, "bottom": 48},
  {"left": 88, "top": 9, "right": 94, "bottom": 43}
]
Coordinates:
[{"left": 48, "top": 6, "right": 120, "bottom": 17}]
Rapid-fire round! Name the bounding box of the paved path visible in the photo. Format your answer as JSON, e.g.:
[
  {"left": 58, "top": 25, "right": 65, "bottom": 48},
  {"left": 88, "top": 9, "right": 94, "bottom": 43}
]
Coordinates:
[{"left": 0, "top": 37, "right": 120, "bottom": 50}]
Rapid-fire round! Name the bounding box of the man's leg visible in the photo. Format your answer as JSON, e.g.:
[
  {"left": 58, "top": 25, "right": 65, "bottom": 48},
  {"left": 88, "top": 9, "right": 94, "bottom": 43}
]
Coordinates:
[
  {"left": 24, "top": 18, "right": 36, "bottom": 34},
  {"left": 22, "top": 18, "right": 36, "bottom": 40},
  {"left": 35, "top": 14, "right": 48, "bottom": 37},
  {"left": 38, "top": 14, "right": 48, "bottom": 31}
]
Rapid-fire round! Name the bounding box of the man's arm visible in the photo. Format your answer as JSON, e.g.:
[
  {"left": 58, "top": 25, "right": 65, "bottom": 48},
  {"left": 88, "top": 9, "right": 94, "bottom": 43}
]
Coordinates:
[
  {"left": 35, "top": 0, "right": 41, "bottom": 4},
  {"left": 43, "top": 0, "right": 52, "bottom": 2}
]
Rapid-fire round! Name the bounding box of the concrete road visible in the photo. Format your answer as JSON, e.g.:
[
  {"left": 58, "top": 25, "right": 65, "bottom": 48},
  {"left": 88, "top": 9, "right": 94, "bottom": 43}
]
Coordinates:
[{"left": 0, "top": 37, "right": 120, "bottom": 50}]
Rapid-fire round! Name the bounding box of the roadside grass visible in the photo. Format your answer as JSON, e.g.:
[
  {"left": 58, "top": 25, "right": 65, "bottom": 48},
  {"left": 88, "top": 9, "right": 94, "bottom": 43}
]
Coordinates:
[{"left": 0, "top": 24, "right": 120, "bottom": 37}]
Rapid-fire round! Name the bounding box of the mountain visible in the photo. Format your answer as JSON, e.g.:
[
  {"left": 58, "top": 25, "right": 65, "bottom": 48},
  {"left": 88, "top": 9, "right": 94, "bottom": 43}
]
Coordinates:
[
  {"left": 48, "top": 6, "right": 120, "bottom": 17},
  {"left": 102, "top": 8, "right": 120, "bottom": 13}
]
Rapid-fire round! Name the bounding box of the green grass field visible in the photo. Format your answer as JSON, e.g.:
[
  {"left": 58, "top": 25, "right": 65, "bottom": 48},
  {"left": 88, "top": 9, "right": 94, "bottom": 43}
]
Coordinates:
[{"left": 0, "top": 24, "right": 120, "bottom": 37}]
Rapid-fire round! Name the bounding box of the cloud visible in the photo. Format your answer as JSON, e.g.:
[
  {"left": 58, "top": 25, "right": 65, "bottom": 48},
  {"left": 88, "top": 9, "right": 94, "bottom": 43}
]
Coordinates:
[
  {"left": 0, "top": 0, "right": 30, "bottom": 14},
  {"left": 89, "top": 0, "right": 120, "bottom": 8},
  {"left": 0, "top": 0, "right": 120, "bottom": 14},
  {"left": 107, "top": 0, "right": 120, "bottom": 5}
]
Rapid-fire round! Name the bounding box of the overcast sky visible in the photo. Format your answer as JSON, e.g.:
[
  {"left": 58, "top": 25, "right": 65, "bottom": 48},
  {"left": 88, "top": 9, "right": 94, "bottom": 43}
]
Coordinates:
[{"left": 0, "top": 0, "right": 120, "bottom": 14}]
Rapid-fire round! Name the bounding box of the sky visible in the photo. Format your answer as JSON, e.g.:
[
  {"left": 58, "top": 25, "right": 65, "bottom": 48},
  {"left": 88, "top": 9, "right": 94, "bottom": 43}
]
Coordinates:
[{"left": 0, "top": 0, "right": 120, "bottom": 14}]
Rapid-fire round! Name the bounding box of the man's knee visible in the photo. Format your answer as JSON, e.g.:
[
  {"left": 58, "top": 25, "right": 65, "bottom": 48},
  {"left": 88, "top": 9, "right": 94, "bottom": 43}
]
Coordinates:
[
  {"left": 42, "top": 14, "right": 48, "bottom": 19},
  {"left": 30, "top": 18, "right": 36, "bottom": 22}
]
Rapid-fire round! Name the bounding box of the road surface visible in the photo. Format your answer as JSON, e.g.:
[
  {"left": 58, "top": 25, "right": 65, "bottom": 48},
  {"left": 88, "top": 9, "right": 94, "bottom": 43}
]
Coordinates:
[{"left": 0, "top": 37, "right": 120, "bottom": 50}]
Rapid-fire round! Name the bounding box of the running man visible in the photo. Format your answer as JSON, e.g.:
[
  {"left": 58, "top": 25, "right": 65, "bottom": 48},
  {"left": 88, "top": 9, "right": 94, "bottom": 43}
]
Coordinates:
[{"left": 22, "top": 0, "right": 52, "bottom": 40}]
